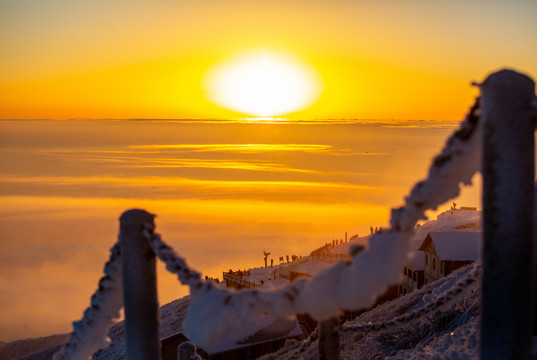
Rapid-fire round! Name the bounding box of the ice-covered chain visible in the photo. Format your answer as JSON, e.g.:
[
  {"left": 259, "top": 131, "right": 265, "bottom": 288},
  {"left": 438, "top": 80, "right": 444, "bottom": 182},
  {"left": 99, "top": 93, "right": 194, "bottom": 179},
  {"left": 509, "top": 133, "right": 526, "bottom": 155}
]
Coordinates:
[
  {"left": 340, "top": 262, "right": 481, "bottom": 334},
  {"left": 53, "top": 244, "right": 123, "bottom": 360},
  {"left": 143, "top": 224, "right": 207, "bottom": 295}
]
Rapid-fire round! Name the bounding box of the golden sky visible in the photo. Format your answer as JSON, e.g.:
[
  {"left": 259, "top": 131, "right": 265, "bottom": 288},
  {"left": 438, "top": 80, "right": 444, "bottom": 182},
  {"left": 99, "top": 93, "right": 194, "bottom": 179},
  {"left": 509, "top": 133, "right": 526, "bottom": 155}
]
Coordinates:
[{"left": 1, "top": 0, "right": 536, "bottom": 120}]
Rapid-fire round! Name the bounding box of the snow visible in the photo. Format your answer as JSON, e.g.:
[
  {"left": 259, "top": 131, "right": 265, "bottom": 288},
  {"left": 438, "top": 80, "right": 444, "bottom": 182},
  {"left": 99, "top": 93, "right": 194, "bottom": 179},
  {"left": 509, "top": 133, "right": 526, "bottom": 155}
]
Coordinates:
[
  {"left": 330, "top": 235, "right": 368, "bottom": 255},
  {"left": 420, "top": 232, "right": 480, "bottom": 261},
  {"left": 247, "top": 265, "right": 296, "bottom": 291},
  {"left": 93, "top": 296, "right": 192, "bottom": 360},
  {"left": 289, "top": 260, "right": 333, "bottom": 277},
  {"left": 264, "top": 263, "right": 482, "bottom": 360},
  {"left": 0, "top": 334, "right": 69, "bottom": 360}
]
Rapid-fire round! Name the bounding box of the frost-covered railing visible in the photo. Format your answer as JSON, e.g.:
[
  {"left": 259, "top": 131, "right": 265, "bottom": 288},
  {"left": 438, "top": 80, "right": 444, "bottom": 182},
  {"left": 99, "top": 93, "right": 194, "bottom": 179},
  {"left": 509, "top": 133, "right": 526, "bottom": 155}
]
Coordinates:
[
  {"left": 54, "top": 69, "right": 537, "bottom": 360},
  {"left": 222, "top": 272, "right": 263, "bottom": 289},
  {"left": 311, "top": 252, "right": 352, "bottom": 261}
]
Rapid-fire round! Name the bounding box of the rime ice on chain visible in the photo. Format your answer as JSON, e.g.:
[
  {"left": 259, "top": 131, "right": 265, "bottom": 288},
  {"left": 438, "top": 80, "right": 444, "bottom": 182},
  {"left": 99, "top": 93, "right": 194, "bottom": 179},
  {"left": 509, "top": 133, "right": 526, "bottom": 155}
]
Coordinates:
[{"left": 53, "top": 244, "right": 123, "bottom": 360}]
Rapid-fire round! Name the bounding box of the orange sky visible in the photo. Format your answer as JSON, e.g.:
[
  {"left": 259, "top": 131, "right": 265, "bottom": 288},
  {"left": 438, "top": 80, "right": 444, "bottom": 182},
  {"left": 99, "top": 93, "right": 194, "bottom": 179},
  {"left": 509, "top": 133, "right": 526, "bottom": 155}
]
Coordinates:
[{"left": 1, "top": 0, "right": 536, "bottom": 120}]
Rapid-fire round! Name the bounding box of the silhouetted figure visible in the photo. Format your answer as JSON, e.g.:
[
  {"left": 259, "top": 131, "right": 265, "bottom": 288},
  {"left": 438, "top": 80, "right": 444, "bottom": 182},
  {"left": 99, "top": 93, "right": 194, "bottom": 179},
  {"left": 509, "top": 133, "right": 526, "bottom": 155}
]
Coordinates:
[
  {"left": 271, "top": 259, "right": 274, "bottom": 267},
  {"left": 264, "top": 251, "right": 271, "bottom": 268},
  {"left": 370, "top": 226, "right": 374, "bottom": 234},
  {"left": 286, "top": 255, "right": 289, "bottom": 263}
]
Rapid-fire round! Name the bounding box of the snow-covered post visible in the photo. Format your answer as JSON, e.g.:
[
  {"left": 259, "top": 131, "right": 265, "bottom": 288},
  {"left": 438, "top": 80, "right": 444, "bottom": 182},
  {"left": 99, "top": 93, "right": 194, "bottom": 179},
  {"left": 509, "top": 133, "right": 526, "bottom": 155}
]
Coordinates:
[
  {"left": 120, "top": 209, "right": 160, "bottom": 360},
  {"left": 318, "top": 317, "right": 339, "bottom": 360},
  {"left": 481, "top": 70, "right": 535, "bottom": 360}
]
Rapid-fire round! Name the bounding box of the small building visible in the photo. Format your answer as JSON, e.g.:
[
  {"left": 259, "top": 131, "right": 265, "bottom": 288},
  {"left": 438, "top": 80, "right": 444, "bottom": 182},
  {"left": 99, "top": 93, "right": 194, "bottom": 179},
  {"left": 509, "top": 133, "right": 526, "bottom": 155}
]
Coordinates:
[
  {"left": 399, "top": 263, "right": 424, "bottom": 296},
  {"left": 418, "top": 232, "right": 480, "bottom": 285}
]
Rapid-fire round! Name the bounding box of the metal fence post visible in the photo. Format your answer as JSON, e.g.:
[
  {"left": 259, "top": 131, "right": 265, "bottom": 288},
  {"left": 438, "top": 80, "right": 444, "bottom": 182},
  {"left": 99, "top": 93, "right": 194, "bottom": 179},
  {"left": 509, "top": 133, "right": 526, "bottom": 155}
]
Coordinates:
[
  {"left": 318, "top": 317, "right": 340, "bottom": 360},
  {"left": 120, "top": 209, "right": 161, "bottom": 360},
  {"left": 481, "top": 70, "right": 535, "bottom": 359}
]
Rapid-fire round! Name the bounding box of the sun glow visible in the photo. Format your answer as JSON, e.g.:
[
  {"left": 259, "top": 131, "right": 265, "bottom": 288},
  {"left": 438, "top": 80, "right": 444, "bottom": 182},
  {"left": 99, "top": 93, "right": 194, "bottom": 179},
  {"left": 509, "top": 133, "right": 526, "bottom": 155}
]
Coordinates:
[{"left": 204, "top": 51, "right": 322, "bottom": 117}]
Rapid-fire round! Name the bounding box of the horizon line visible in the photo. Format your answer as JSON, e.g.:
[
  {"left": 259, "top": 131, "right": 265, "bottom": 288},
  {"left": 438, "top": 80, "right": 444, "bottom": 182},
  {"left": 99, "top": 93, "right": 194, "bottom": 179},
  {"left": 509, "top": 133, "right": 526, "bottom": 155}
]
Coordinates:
[{"left": 0, "top": 117, "right": 462, "bottom": 126}]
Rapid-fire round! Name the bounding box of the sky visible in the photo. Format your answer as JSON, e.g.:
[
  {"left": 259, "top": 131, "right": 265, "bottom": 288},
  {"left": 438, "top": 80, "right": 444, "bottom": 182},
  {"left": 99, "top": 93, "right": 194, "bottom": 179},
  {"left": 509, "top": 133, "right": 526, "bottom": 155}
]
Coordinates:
[
  {"left": 1, "top": 0, "right": 536, "bottom": 120},
  {"left": 0, "top": 0, "right": 535, "bottom": 343}
]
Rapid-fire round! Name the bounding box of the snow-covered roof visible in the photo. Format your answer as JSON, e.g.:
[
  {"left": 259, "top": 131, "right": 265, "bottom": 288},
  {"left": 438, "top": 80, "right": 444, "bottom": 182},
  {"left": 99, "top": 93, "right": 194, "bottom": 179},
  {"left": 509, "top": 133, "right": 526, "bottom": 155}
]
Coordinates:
[
  {"left": 406, "top": 209, "right": 482, "bottom": 270},
  {"left": 289, "top": 260, "right": 332, "bottom": 276},
  {"left": 419, "top": 232, "right": 480, "bottom": 261}
]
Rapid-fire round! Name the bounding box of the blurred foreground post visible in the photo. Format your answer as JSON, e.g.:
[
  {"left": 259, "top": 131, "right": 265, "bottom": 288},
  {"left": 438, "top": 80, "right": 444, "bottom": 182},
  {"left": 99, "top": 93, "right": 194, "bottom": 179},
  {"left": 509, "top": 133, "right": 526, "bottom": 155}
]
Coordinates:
[
  {"left": 534, "top": 182, "right": 537, "bottom": 337},
  {"left": 318, "top": 317, "right": 339, "bottom": 360},
  {"left": 481, "top": 70, "right": 535, "bottom": 360},
  {"left": 120, "top": 209, "right": 160, "bottom": 360}
]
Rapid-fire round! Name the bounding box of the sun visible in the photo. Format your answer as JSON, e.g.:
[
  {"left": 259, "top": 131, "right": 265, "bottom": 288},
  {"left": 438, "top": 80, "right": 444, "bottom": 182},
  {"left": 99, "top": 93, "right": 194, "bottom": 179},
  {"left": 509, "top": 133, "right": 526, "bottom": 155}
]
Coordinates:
[{"left": 204, "top": 51, "right": 322, "bottom": 117}]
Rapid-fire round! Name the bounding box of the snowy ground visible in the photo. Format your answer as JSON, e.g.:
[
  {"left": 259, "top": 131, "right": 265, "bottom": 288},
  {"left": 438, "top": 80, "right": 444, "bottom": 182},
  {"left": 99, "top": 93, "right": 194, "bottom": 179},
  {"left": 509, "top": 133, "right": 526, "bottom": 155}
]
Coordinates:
[{"left": 261, "top": 264, "right": 482, "bottom": 360}]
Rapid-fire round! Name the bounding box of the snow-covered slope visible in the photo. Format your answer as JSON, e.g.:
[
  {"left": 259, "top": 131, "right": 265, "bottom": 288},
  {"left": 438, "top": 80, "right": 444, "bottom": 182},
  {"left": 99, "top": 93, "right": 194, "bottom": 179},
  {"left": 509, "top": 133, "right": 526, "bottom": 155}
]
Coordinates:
[
  {"left": 261, "top": 263, "right": 482, "bottom": 359},
  {"left": 0, "top": 334, "right": 69, "bottom": 360},
  {"left": 93, "top": 296, "right": 191, "bottom": 360}
]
